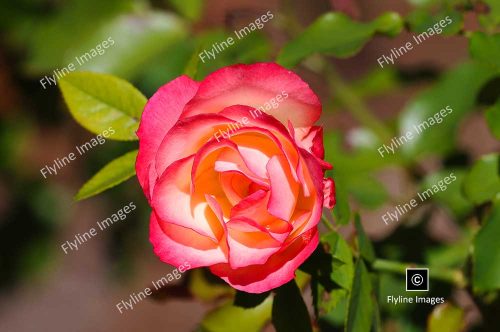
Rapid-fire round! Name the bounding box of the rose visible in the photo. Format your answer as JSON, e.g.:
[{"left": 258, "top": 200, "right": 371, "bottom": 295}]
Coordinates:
[{"left": 136, "top": 63, "right": 335, "bottom": 293}]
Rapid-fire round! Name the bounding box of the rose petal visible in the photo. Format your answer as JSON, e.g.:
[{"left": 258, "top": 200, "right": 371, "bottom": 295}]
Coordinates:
[
  {"left": 152, "top": 155, "right": 225, "bottom": 241},
  {"left": 323, "top": 178, "right": 336, "bottom": 209},
  {"left": 210, "top": 228, "right": 319, "bottom": 293},
  {"left": 155, "top": 114, "right": 234, "bottom": 178},
  {"left": 136, "top": 76, "right": 199, "bottom": 200},
  {"left": 230, "top": 190, "right": 292, "bottom": 243},
  {"left": 266, "top": 155, "right": 299, "bottom": 221},
  {"left": 288, "top": 150, "right": 324, "bottom": 237},
  {"left": 226, "top": 217, "right": 282, "bottom": 269},
  {"left": 182, "top": 63, "right": 321, "bottom": 128},
  {"left": 150, "top": 212, "right": 227, "bottom": 269}
]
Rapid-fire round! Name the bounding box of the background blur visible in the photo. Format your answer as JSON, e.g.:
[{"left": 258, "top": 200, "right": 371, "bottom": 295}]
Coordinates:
[{"left": 0, "top": 0, "right": 499, "bottom": 331}]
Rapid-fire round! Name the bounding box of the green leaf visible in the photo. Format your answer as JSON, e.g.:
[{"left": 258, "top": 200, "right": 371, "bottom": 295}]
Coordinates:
[
  {"left": 421, "top": 169, "right": 473, "bottom": 217},
  {"left": 350, "top": 68, "right": 399, "bottom": 99},
  {"left": 201, "top": 298, "right": 272, "bottom": 332},
  {"left": 23, "top": 0, "right": 135, "bottom": 73},
  {"left": 299, "top": 246, "right": 336, "bottom": 292},
  {"left": 200, "top": 272, "right": 309, "bottom": 332},
  {"left": 473, "top": 202, "right": 500, "bottom": 292},
  {"left": 234, "top": 291, "right": 270, "bottom": 309},
  {"left": 272, "top": 280, "right": 312, "bottom": 332},
  {"left": 318, "top": 288, "right": 349, "bottom": 327},
  {"left": 479, "top": 0, "right": 500, "bottom": 29},
  {"left": 354, "top": 214, "right": 376, "bottom": 263},
  {"left": 346, "top": 259, "right": 374, "bottom": 332},
  {"left": 407, "top": 9, "right": 463, "bottom": 36},
  {"left": 485, "top": 99, "right": 500, "bottom": 139},
  {"left": 59, "top": 72, "right": 147, "bottom": 140},
  {"left": 462, "top": 154, "right": 500, "bottom": 205},
  {"left": 324, "top": 133, "right": 394, "bottom": 210},
  {"left": 193, "top": 30, "right": 271, "bottom": 80},
  {"left": 188, "top": 269, "right": 234, "bottom": 302},
  {"left": 484, "top": 101, "right": 500, "bottom": 140},
  {"left": 167, "top": 0, "right": 203, "bottom": 21},
  {"left": 75, "top": 150, "right": 137, "bottom": 201},
  {"left": 428, "top": 303, "right": 464, "bottom": 332},
  {"left": 277, "top": 12, "right": 403, "bottom": 67},
  {"left": 426, "top": 234, "right": 471, "bottom": 269},
  {"left": 322, "top": 232, "right": 354, "bottom": 290},
  {"left": 349, "top": 175, "right": 388, "bottom": 209},
  {"left": 138, "top": 39, "right": 194, "bottom": 95},
  {"left": 398, "top": 62, "right": 495, "bottom": 157},
  {"left": 71, "top": 11, "right": 187, "bottom": 79},
  {"left": 470, "top": 32, "right": 500, "bottom": 72},
  {"left": 378, "top": 273, "right": 412, "bottom": 314}
]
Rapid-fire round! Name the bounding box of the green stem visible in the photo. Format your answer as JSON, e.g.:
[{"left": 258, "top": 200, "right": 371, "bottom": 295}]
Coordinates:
[
  {"left": 301, "top": 56, "right": 392, "bottom": 142},
  {"left": 321, "top": 214, "right": 336, "bottom": 232},
  {"left": 372, "top": 258, "right": 467, "bottom": 288},
  {"left": 322, "top": 61, "right": 393, "bottom": 142}
]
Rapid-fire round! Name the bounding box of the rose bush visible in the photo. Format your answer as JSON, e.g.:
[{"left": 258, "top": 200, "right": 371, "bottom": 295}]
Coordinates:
[{"left": 136, "top": 63, "right": 335, "bottom": 293}]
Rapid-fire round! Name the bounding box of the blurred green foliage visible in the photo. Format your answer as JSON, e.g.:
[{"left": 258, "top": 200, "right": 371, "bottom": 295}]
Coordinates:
[{"left": 1, "top": 0, "right": 499, "bottom": 331}]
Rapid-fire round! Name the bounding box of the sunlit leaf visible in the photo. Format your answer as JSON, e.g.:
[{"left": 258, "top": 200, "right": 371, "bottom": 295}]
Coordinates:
[
  {"left": 188, "top": 269, "right": 234, "bottom": 302},
  {"left": 75, "top": 150, "right": 137, "bottom": 201},
  {"left": 428, "top": 303, "right": 464, "bottom": 332},
  {"left": 200, "top": 298, "right": 272, "bottom": 332},
  {"left": 59, "top": 72, "right": 146, "bottom": 140},
  {"left": 322, "top": 232, "right": 354, "bottom": 290}
]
